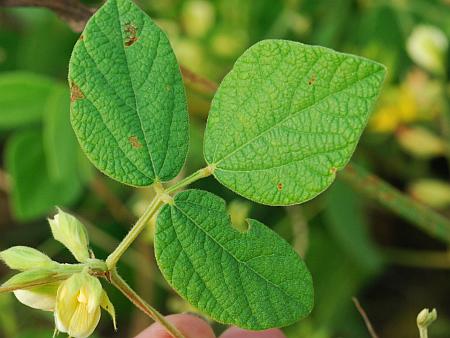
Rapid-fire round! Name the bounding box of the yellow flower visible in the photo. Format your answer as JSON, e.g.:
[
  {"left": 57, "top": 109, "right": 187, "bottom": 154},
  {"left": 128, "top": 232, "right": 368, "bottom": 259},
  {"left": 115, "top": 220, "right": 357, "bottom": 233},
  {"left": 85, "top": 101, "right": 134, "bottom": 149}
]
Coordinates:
[
  {"left": 369, "top": 85, "right": 418, "bottom": 133},
  {"left": 369, "top": 106, "right": 400, "bottom": 133},
  {"left": 14, "top": 283, "right": 60, "bottom": 311},
  {"left": 55, "top": 272, "right": 116, "bottom": 338}
]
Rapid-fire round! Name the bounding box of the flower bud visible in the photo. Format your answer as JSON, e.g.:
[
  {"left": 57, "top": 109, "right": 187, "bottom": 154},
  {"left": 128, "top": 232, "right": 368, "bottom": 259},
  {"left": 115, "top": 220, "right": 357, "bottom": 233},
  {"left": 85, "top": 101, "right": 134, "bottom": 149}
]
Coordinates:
[
  {"left": 417, "top": 308, "right": 437, "bottom": 328},
  {"left": 0, "top": 246, "right": 54, "bottom": 271},
  {"left": 49, "top": 208, "right": 90, "bottom": 263},
  {"left": 396, "top": 126, "right": 446, "bottom": 158},
  {"left": 55, "top": 272, "right": 115, "bottom": 338},
  {"left": 409, "top": 179, "right": 450, "bottom": 209},
  {"left": 407, "top": 25, "right": 448, "bottom": 75}
]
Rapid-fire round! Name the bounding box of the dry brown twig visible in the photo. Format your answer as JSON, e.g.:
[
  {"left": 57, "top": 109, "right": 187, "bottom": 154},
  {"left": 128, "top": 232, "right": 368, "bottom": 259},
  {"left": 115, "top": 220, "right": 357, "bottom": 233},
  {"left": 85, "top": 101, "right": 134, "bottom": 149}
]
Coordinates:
[
  {"left": 0, "top": 0, "right": 95, "bottom": 32},
  {"left": 0, "top": 0, "right": 218, "bottom": 95},
  {"left": 352, "top": 297, "right": 379, "bottom": 338}
]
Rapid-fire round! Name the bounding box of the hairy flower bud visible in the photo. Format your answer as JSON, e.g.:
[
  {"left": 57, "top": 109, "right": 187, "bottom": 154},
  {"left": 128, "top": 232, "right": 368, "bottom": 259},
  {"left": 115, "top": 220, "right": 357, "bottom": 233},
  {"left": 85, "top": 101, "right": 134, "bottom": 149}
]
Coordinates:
[
  {"left": 0, "top": 246, "right": 55, "bottom": 271},
  {"left": 48, "top": 208, "right": 90, "bottom": 263}
]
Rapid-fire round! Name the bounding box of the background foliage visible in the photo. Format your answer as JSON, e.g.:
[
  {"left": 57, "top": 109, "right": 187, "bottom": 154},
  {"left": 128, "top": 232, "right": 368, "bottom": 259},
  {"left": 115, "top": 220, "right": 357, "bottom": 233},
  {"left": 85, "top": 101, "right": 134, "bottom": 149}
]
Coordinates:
[{"left": 0, "top": 0, "right": 449, "bottom": 337}]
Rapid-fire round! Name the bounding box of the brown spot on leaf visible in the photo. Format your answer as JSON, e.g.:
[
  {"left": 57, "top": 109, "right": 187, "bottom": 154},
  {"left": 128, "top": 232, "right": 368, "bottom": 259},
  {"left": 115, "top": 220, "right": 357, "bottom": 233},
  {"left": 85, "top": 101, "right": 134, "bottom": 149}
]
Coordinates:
[
  {"left": 70, "top": 82, "right": 85, "bottom": 102},
  {"left": 124, "top": 23, "right": 138, "bottom": 47},
  {"left": 277, "top": 183, "right": 283, "bottom": 191},
  {"left": 330, "top": 167, "right": 337, "bottom": 174},
  {"left": 308, "top": 74, "right": 316, "bottom": 85},
  {"left": 79, "top": 35, "right": 84, "bottom": 41},
  {"left": 129, "top": 136, "right": 142, "bottom": 149}
]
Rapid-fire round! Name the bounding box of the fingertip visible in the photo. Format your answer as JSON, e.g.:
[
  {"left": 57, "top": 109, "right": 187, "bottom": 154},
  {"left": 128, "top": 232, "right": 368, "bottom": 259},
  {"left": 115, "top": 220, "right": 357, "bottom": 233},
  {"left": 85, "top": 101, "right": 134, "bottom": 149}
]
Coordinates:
[
  {"left": 135, "top": 314, "right": 215, "bottom": 338},
  {"left": 220, "top": 327, "right": 286, "bottom": 338}
]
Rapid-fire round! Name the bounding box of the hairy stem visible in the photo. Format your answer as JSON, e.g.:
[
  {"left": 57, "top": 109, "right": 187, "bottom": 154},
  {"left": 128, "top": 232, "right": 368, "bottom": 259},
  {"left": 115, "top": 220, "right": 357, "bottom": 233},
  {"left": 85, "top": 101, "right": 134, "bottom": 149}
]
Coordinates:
[
  {"left": 109, "top": 269, "right": 185, "bottom": 338},
  {"left": 105, "top": 194, "right": 164, "bottom": 269},
  {"left": 339, "top": 163, "right": 450, "bottom": 244},
  {"left": 165, "top": 165, "right": 215, "bottom": 194}
]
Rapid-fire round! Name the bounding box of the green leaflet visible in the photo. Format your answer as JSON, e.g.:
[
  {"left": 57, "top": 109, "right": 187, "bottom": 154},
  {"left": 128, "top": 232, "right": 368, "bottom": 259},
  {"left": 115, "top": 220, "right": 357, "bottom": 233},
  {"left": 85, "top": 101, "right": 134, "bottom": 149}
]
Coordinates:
[
  {"left": 155, "top": 189, "right": 313, "bottom": 329},
  {"left": 325, "top": 181, "right": 382, "bottom": 273},
  {"left": 204, "top": 40, "right": 386, "bottom": 205},
  {"left": 5, "top": 131, "right": 82, "bottom": 221},
  {"left": 0, "top": 72, "right": 56, "bottom": 129},
  {"left": 43, "top": 85, "right": 80, "bottom": 182},
  {"left": 69, "top": 0, "right": 189, "bottom": 186}
]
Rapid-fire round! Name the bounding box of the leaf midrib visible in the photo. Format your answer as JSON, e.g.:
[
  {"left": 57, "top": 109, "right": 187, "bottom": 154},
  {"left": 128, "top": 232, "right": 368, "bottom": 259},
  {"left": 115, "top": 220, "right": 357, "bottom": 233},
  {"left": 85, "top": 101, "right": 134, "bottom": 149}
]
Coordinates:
[
  {"left": 114, "top": 0, "right": 158, "bottom": 178},
  {"left": 210, "top": 67, "right": 383, "bottom": 168},
  {"left": 172, "top": 201, "right": 303, "bottom": 308}
]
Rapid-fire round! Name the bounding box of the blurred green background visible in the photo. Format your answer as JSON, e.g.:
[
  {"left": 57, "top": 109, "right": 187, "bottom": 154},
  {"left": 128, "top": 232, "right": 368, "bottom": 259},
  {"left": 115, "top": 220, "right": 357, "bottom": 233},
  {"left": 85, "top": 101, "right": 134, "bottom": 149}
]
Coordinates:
[{"left": 0, "top": 0, "right": 450, "bottom": 337}]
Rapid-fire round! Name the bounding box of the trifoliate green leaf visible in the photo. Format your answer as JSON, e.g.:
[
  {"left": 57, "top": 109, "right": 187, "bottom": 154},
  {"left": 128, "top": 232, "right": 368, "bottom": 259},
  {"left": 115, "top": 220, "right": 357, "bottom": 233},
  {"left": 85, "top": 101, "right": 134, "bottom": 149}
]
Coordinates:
[
  {"left": 204, "top": 40, "right": 385, "bottom": 205},
  {"left": 69, "top": 0, "right": 189, "bottom": 186},
  {"left": 155, "top": 189, "right": 313, "bottom": 329}
]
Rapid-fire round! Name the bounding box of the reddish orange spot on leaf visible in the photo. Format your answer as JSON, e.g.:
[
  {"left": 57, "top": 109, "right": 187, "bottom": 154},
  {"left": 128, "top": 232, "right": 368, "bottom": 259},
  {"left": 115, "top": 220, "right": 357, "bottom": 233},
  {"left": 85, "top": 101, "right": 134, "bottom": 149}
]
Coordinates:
[
  {"left": 129, "top": 136, "right": 142, "bottom": 149},
  {"left": 70, "top": 82, "right": 85, "bottom": 102},
  {"left": 124, "top": 23, "right": 138, "bottom": 47}
]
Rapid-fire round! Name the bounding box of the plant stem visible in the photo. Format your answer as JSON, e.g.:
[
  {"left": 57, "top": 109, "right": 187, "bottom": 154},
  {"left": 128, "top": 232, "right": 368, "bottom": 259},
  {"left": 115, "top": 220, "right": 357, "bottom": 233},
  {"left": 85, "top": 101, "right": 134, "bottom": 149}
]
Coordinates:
[
  {"left": 383, "top": 247, "right": 450, "bottom": 269},
  {"left": 165, "top": 165, "right": 215, "bottom": 194},
  {"left": 0, "top": 0, "right": 95, "bottom": 32},
  {"left": 339, "top": 163, "right": 450, "bottom": 244},
  {"left": 352, "top": 297, "right": 379, "bottom": 338},
  {"left": 419, "top": 327, "right": 428, "bottom": 338},
  {"left": 105, "top": 195, "right": 164, "bottom": 269},
  {"left": 109, "top": 269, "right": 185, "bottom": 338},
  {"left": 439, "top": 75, "right": 450, "bottom": 173}
]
